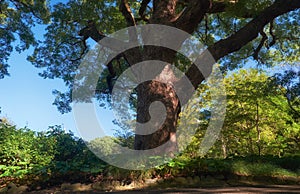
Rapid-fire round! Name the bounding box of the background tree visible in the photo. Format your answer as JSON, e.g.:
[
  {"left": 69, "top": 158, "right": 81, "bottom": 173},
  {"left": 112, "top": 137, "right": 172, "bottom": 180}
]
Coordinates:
[
  {"left": 218, "top": 69, "right": 299, "bottom": 157},
  {"left": 180, "top": 68, "right": 300, "bottom": 158},
  {"left": 272, "top": 68, "right": 300, "bottom": 120},
  {"left": 28, "top": 0, "right": 300, "bottom": 153}
]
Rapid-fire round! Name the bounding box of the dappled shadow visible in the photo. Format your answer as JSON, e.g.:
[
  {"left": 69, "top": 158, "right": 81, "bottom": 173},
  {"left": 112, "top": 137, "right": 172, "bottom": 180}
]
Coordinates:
[{"left": 27, "top": 185, "right": 300, "bottom": 193}]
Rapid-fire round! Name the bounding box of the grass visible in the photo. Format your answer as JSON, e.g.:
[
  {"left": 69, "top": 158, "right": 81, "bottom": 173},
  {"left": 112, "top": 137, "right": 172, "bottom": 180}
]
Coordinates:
[{"left": 232, "top": 161, "right": 299, "bottom": 177}]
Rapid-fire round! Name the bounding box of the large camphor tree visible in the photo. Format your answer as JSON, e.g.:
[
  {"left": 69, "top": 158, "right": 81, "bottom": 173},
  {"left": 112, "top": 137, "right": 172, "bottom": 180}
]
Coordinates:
[{"left": 4, "top": 0, "right": 299, "bottom": 154}]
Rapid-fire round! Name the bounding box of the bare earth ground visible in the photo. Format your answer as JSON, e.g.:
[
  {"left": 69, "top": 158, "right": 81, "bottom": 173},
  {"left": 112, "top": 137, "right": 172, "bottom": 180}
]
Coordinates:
[
  {"left": 26, "top": 185, "right": 300, "bottom": 193},
  {"left": 2, "top": 176, "right": 300, "bottom": 193}
]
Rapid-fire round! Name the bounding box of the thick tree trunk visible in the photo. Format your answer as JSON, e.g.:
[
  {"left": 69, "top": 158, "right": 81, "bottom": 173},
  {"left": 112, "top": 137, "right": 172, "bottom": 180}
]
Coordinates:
[
  {"left": 133, "top": 46, "right": 181, "bottom": 155},
  {"left": 134, "top": 80, "right": 180, "bottom": 155}
]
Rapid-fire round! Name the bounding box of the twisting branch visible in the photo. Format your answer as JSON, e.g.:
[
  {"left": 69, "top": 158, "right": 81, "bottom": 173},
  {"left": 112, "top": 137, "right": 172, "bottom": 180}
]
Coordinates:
[
  {"left": 78, "top": 21, "right": 133, "bottom": 58},
  {"left": 253, "top": 30, "right": 268, "bottom": 61},
  {"left": 119, "top": 0, "right": 138, "bottom": 43},
  {"left": 183, "top": 0, "right": 300, "bottom": 90},
  {"left": 208, "top": 0, "right": 300, "bottom": 61},
  {"left": 119, "top": 0, "right": 136, "bottom": 26},
  {"left": 78, "top": 20, "right": 106, "bottom": 42},
  {"left": 78, "top": 21, "right": 133, "bottom": 93},
  {"left": 69, "top": 40, "right": 88, "bottom": 62}
]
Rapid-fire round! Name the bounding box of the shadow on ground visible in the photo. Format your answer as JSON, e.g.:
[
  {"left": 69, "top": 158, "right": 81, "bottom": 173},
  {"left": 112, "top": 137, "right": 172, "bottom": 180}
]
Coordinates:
[{"left": 26, "top": 185, "right": 300, "bottom": 193}]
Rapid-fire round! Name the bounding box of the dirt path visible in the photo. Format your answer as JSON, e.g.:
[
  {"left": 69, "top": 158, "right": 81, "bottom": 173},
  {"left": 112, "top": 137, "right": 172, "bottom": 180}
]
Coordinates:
[{"left": 27, "top": 185, "right": 300, "bottom": 193}]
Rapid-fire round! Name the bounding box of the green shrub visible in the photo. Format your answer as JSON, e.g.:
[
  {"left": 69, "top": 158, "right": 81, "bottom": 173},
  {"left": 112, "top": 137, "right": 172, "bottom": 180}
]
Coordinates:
[{"left": 0, "top": 123, "right": 55, "bottom": 178}]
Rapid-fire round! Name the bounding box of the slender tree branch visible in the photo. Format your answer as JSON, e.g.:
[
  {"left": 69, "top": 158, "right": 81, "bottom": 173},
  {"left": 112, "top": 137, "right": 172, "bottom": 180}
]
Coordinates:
[
  {"left": 253, "top": 30, "right": 268, "bottom": 60},
  {"left": 119, "top": 0, "right": 138, "bottom": 43},
  {"left": 69, "top": 40, "right": 87, "bottom": 62},
  {"left": 119, "top": 0, "right": 136, "bottom": 26},
  {"left": 285, "top": 87, "right": 300, "bottom": 118},
  {"left": 204, "top": 14, "right": 209, "bottom": 41},
  {"left": 12, "top": 0, "right": 47, "bottom": 21}
]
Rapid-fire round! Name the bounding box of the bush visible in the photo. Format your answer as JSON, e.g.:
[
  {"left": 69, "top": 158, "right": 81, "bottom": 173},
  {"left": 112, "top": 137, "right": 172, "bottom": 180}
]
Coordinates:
[{"left": 0, "top": 123, "right": 55, "bottom": 178}]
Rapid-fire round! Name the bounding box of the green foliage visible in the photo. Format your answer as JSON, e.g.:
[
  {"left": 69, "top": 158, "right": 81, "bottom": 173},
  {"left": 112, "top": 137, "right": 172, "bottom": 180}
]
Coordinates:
[
  {"left": 181, "top": 68, "right": 300, "bottom": 158},
  {"left": 153, "top": 155, "right": 300, "bottom": 180},
  {"left": 43, "top": 125, "right": 107, "bottom": 177},
  {"left": 88, "top": 136, "right": 119, "bottom": 157},
  {"left": 0, "top": 123, "right": 55, "bottom": 178},
  {"left": 0, "top": 123, "right": 107, "bottom": 184},
  {"left": 232, "top": 161, "right": 294, "bottom": 177},
  {"left": 0, "top": 118, "right": 299, "bottom": 187},
  {"left": 230, "top": 155, "right": 300, "bottom": 177},
  {"left": 272, "top": 68, "right": 300, "bottom": 120},
  {"left": 28, "top": 0, "right": 127, "bottom": 113},
  {"left": 0, "top": 0, "right": 50, "bottom": 78},
  {"left": 23, "top": 0, "right": 299, "bottom": 113}
]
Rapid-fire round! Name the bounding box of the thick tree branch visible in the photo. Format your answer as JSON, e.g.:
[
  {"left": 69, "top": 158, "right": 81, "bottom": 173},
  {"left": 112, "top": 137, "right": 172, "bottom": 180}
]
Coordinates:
[
  {"left": 208, "top": 1, "right": 227, "bottom": 14},
  {"left": 139, "top": 0, "right": 151, "bottom": 20},
  {"left": 78, "top": 21, "right": 106, "bottom": 43},
  {"left": 151, "top": 0, "right": 178, "bottom": 23},
  {"left": 183, "top": 0, "right": 300, "bottom": 91},
  {"left": 174, "top": 0, "right": 211, "bottom": 33},
  {"left": 78, "top": 21, "right": 137, "bottom": 92},
  {"left": 78, "top": 20, "right": 133, "bottom": 52},
  {"left": 208, "top": 0, "right": 300, "bottom": 61},
  {"left": 208, "top": 1, "right": 253, "bottom": 17}
]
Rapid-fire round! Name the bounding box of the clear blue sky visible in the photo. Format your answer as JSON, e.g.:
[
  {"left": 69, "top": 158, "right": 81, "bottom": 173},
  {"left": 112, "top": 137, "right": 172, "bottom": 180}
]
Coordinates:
[
  {"left": 0, "top": 0, "right": 117, "bottom": 137},
  {"left": 0, "top": 38, "right": 117, "bottom": 137}
]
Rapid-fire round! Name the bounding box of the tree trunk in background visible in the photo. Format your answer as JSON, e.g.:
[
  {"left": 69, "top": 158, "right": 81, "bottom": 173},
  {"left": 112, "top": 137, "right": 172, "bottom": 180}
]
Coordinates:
[{"left": 221, "top": 134, "right": 227, "bottom": 158}]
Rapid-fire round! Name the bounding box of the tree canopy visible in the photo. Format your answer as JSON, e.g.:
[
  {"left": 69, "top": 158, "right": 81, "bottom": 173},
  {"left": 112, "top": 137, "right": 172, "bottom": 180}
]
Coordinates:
[
  {"left": 1, "top": 0, "right": 299, "bottom": 155},
  {"left": 0, "top": 0, "right": 50, "bottom": 78},
  {"left": 22, "top": 0, "right": 300, "bottom": 113}
]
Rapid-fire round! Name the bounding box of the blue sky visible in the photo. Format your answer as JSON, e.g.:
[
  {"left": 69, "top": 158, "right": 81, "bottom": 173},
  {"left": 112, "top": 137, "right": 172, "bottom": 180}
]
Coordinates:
[
  {"left": 0, "top": 40, "right": 117, "bottom": 137},
  {"left": 0, "top": 0, "right": 117, "bottom": 138}
]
